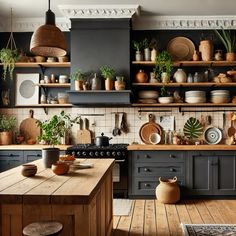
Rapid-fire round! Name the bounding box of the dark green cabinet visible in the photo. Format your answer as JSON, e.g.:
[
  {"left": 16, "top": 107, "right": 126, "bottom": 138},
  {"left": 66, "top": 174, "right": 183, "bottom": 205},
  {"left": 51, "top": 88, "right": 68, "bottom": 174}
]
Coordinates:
[
  {"left": 24, "top": 150, "right": 42, "bottom": 163},
  {"left": 129, "top": 151, "right": 186, "bottom": 197},
  {"left": 0, "top": 151, "right": 24, "bottom": 172},
  {"left": 186, "top": 151, "right": 236, "bottom": 196}
]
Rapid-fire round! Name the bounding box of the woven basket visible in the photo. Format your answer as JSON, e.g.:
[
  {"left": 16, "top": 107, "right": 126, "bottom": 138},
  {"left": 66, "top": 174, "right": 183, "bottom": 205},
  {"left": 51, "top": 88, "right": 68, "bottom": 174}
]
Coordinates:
[{"left": 30, "top": 24, "right": 67, "bottom": 57}]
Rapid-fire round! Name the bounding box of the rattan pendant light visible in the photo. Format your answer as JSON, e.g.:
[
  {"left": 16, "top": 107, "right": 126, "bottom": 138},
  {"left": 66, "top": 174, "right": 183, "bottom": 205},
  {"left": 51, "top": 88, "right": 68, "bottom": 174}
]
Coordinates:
[{"left": 30, "top": 0, "right": 67, "bottom": 57}]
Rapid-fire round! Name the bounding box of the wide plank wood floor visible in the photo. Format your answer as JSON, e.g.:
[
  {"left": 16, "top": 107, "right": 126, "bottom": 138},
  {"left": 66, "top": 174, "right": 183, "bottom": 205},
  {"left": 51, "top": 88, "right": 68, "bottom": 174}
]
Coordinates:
[{"left": 113, "top": 199, "right": 236, "bottom": 236}]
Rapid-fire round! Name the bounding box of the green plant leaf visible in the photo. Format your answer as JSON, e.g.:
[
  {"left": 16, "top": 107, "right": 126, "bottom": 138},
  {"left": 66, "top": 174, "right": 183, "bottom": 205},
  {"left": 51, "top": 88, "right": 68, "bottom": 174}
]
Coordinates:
[{"left": 183, "top": 117, "right": 203, "bottom": 140}]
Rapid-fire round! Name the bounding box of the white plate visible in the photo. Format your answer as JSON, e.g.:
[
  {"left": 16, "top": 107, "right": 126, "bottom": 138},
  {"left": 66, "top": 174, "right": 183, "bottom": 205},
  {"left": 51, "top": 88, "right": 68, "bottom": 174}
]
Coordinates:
[
  {"left": 149, "top": 133, "right": 161, "bottom": 145},
  {"left": 204, "top": 126, "right": 222, "bottom": 145}
]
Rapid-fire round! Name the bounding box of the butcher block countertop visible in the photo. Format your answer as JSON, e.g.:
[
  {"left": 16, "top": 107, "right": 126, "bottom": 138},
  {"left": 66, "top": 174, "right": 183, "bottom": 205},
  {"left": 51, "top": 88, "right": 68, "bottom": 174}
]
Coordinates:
[
  {"left": 128, "top": 144, "right": 236, "bottom": 151},
  {"left": 0, "top": 158, "right": 114, "bottom": 204},
  {"left": 0, "top": 144, "right": 72, "bottom": 150},
  {"left": 0, "top": 158, "right": 114, "bottom": 236}
]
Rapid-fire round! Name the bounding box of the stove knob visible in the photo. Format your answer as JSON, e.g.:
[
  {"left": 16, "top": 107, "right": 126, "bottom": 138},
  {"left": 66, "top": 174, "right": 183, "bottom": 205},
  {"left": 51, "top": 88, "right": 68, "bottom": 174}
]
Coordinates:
[
  {"left": 100, "top": 151, "right": 105, "bottom": 157},
  {"left": 95, "top": 151, "right": 100, "bottom": 157},
  {"left": 82, "top": 151, "right": 87, "bottom": 157},
  {"left": 77, "top": 151, "right": 82, "bottom": 157},
  {"left": 122, "top": 151, "right": 126, "bottom": 156},
  {"left": 106, "top": 151, "right": 111, "bottom": 156},
  {"left": 112, "top": 151, "right": 116, "bottom": 157},
  {"left": 117, "top": 151, "right": 122, "bottom": 156},
  {"left": 72, "top": 151, "right": 76, "bottom": 156},
  {"left": 89, "top": 151, "right": 94, "bottom": 157}
]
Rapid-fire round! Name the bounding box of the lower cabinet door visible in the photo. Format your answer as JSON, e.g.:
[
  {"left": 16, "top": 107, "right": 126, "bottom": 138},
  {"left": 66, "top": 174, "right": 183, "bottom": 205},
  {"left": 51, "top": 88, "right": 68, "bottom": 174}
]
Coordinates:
[
  {"left": 24, "top": 151, "right": 42, "bottom": 163},
  {"left": 213, "top": 154, "right": 236, "bottom": 195},
  {"left": 186, "top": 152, "right": 213, "bottom": 195},
  {"left": 0, "top": 151, "right": 24, "bottom": 172}
]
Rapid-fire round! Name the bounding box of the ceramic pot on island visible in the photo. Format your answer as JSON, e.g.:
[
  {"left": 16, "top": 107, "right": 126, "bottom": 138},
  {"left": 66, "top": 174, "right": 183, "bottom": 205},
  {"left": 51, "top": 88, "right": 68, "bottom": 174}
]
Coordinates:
[{"left": 42, "top": 148, "right": 60, "bottom": 168}]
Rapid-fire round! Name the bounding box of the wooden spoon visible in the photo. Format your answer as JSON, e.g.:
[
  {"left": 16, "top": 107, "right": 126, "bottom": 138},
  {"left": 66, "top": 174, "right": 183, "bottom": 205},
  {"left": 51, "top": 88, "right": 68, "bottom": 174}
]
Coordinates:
[{"left": 228, "top": 120, "right": 236, "bottom": 137}]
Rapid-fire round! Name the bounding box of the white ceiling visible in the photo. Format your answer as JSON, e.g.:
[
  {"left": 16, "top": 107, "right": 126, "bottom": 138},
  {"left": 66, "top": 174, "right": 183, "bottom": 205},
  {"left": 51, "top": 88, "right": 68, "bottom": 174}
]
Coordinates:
[{"left": 0, "top": 0, "right": 236, "bottom": 19}]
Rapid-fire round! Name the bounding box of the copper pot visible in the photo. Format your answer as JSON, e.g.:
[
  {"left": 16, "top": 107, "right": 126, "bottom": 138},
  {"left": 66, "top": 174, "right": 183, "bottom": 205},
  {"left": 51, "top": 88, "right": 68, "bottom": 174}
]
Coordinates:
[{"left": 135, "top": 70, "right": 148, "bottom": 83}]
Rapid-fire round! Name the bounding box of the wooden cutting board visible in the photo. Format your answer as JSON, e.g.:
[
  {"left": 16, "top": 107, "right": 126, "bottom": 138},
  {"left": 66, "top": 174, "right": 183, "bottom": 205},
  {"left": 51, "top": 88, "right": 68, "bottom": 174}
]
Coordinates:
[
  {"left": 77, "top": 118, "right": 92, "bottom": 144},
  {"left": 19, "top": 110, "right": 40, "bottom": 143},
  {"left": 139, "top": 114, "right": 162, "bottom": 144}
]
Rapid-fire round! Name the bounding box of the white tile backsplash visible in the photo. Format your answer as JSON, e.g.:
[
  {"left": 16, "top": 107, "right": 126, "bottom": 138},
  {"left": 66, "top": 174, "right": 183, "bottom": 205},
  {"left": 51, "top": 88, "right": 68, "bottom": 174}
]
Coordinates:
[{"left": 1, "top": 106, "right": 236, "bottom": 145}]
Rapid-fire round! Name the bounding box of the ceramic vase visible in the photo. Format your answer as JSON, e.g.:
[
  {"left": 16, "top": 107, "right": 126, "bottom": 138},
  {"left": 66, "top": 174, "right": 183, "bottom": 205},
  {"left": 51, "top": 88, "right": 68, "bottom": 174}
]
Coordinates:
[
  {"left": 155, "top": 176, "right": 180, "bottom": 204},
  {"left": 173, "top": 68, "right": 187, "bottom": 83},
  {"left": 135, "top": 51, "right": 143, "bottom": 61},
  {"left": 151, "top": 48, "right": 157, "bottom": 61},
  {"left": 115, "top": 80, "right": 126, "bottom": 90},
  {"left": 91, "top": 73, "right": 101, "bottom": 90},
  {"left": 161, "top": 72, "right": 170, "bottom": 83},
  {"left": 144, "top": 48, "right": 151, "bottom": 61},
  {"left": 42, "top": 148, "right": 59, "bottom": 168},
  {"left": 199, "top": 40, "right": 214, "bottom": 61},
  {"left": 135, "top": 70, "right": 148, "bottom": 83}
]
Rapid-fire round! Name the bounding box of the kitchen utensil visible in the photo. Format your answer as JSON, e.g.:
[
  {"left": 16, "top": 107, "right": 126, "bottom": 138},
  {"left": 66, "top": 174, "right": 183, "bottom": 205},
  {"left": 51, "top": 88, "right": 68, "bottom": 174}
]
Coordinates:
[
  {"left": 112, "top": 113, "right": 121, "bottom": 136},
  {"left": 95, "top": 133, "right": 112, "bottom": 146},
  {"left": 139, "top": 114, "right": 162, "bottom": 144},
  {"left": 120, "top": 112, "right": 129, "bottom": 134},
  {"left": 204, "top": 126, "right": 222, "bottom": 145},
  {"left": 149, "top": 133, "right": 161, "bottom": 145},
  {"left": 167, "top": 37, "right": 195, "bottom": 61},
  {"left": 228, "top": 120, "right": 236, "bottom": 137},
  {"left": 19, "top": 110, "right": 40, "bottom": 143},
  {"left": 77, "top": 118, "right": 92, "bottom": 144}
]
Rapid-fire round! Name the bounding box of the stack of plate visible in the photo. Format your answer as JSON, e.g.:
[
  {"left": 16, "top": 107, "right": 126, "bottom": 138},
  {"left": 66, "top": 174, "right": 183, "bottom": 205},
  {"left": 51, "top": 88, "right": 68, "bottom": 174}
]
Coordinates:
[
  {"left": 185, "top": 91, "right": 206, "bottom": 103},
  {"left": 210, "top": 90, "right": 230, "bottom": 104},
  {"left": 138, "top": 90, "right": 158, "bottom": 104}
]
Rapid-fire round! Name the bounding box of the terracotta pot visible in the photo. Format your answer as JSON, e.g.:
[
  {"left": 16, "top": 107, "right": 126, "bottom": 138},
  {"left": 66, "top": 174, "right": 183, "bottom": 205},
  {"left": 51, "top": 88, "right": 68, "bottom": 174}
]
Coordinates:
[
  {"left": 226, "top": 52, "right": 236, "bottom": 61},
  {"left": 155, "top": 176, "right": 180, "bottom": 203},
  {"left": 135, "top": 70, "right": 148, "bottom": 83},
  {"left": 0, "top": 131, "right": 13, "bottom": 145},
  {"left": 51, "top": 162, "right": 69, "bottom": 175},
  {"left": 21, "top": 164, "right": 37, "bottom": 177},
  {"left": 105, "top": 79, "right": 114, "bottom": 90},
  {"left": 74, "top": 80, "right": 83, "bottom": 91}
]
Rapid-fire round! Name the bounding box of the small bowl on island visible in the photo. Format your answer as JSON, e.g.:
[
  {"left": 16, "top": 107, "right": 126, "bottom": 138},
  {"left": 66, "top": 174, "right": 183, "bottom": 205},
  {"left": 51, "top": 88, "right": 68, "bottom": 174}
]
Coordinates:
[{"left": 51, "top": 162, "right": 69, "bottom": 175}]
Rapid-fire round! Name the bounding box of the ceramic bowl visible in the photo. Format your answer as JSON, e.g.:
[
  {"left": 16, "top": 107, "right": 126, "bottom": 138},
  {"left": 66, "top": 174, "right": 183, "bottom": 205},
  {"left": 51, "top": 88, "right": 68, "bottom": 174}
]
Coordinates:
[
  {"left": 138, "top": 90, "right": 159, "bottom": 99},
  {"left": 158, "top": 97, "right": 174, "bottom": 104},
  {"left": 51, "top": 162, "right": 69, "bottom": 175},
  {"left": 21, "top": 164, "right": 37, "bottom": 177},
  {"left": 203, "top": 126, "right": 222, "bottom": 145},
  {"left": 149, "top": 133, "right": 161, "bottom": 145}
]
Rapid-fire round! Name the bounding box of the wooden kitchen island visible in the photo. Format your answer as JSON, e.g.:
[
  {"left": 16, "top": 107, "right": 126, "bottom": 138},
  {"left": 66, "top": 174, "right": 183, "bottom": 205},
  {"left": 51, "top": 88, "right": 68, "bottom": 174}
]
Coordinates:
[{"left": 0, "top": 158, "right": 114, "bottom": 236}]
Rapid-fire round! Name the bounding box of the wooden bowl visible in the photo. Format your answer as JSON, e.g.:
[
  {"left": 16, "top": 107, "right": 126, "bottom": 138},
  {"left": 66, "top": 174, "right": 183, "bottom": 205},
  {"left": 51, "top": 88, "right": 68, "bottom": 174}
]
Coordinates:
[
  {"left": 51, "top": 162, "right": 69, "bottom": 175},
  {"left": 21, "top": 164, "right": 37, "bottom": 177}
]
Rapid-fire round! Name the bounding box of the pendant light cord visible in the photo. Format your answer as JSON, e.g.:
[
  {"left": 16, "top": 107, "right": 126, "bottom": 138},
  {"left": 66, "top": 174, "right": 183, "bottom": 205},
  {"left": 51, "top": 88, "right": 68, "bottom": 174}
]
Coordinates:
[
  {"left": 48, "top": 0, "right": 50, "bottom": 10},
  {"left": 6, "top": 8, "right": 17, "bottom": 50}
]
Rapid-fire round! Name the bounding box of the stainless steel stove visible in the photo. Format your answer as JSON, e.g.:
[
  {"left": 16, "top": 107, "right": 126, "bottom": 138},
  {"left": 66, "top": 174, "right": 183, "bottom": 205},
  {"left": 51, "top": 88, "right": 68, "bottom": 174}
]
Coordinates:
[{"left": 66, "top": 144, "right": 129, "bottom": 198}]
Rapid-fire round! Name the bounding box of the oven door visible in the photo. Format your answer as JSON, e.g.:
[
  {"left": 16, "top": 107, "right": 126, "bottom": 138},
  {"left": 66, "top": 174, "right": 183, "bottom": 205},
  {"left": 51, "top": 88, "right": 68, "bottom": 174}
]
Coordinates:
[{"left": 113, "top": 159, "right": 128, "bottom": 198}]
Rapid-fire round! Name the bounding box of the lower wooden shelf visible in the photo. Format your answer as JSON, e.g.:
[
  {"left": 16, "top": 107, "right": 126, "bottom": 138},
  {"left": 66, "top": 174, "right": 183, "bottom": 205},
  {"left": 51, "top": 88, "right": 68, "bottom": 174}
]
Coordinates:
[
  {"left": 132, "top": 103, "right": 236, "bottom": 107},
  {"left": 15, "top": 104, "right": 72, "bottom": 107}
]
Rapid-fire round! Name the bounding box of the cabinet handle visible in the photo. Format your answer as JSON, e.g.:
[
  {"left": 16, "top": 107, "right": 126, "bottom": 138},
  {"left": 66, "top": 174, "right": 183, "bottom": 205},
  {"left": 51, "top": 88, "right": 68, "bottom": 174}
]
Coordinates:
[
  {"left": 144, "top": 183, "right": 150, "bottom": 187},
  {"left": 169, "top": 168, "right": 175, "bottom": 172},
  {"left": 144, "top": 154, "right": 150, "bottom": 158},
  {"left": 37, "top": 154, "right": 41, "bottom": 157},
  {"left": 144, "top": 168, "right": 150, "bottom": 172},
  {"left": 169, "top": 154, "right": 175, "bottom": 158}
]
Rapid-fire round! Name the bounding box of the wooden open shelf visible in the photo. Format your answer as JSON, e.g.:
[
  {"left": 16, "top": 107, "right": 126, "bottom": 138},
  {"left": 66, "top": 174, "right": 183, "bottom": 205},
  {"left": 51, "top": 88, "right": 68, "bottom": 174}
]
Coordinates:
[
  {"left": 15, "top": 104, "right": 72, "bottom": 107},
  {"left": 132, "top": 61, "right": 236, "bottom": 67},
  {"left": 35, "top": 83, "right": 70, "bottom": 88},
  {"left": 132, "top": 103, "right": 236, "bottom": 107},
  {"left": 132, "top": 82, "right": 236, "bottom": 87},
  {"left": 1, "top": 62, "right": 71, "bottom": 68}
]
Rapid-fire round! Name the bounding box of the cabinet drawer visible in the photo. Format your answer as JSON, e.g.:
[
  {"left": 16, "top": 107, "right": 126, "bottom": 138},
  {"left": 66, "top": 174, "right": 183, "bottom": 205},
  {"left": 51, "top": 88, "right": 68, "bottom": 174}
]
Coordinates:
[
  {"left": 134, "top": 163, "right": 184, "bottom": 176},
  {"left": 133, "top": 151, "right": 184, "bottom": 163},
  {"left": 24, "top": 151, "right": 42, "bottom": 163},
  {"left": 132, "top": 177, "right": 185, "bottom": 196},
  {"left": 0, "top": 150, "right": 24, "bottom": 160}
]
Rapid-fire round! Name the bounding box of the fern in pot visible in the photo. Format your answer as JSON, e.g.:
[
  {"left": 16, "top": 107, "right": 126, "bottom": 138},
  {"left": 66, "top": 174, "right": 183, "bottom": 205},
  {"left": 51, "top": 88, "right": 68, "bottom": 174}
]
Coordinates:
[
  {"left": 0, "top": 114, "right": 16, "bottom": 145},
  {"left": 37, "top": 111, "right": 80, "bottom": 168}
]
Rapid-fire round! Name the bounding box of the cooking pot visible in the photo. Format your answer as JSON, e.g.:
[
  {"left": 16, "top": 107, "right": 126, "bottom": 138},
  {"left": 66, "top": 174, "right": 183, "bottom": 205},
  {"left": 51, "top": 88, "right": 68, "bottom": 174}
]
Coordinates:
[{"left": 95, "top": 133, "right": 112, "bottom": 146}]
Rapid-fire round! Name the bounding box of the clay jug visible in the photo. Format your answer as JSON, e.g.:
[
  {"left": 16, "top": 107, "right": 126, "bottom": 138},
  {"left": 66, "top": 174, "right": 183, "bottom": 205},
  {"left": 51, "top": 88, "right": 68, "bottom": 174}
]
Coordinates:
[
  {"left": 173, "top": 68, "right": 187, "bottom": 83},
  {"left": 135, "top": 70, "right": 148, "bottom": 83},
  {"left": 192, "top": 50, "right": 200, "bottom": 61},
  {"left": 156, "top": 176, "right": 180, "bottom": 204},
  {"left": 199, "top": 40, "right": 213, "bottom": 61}
]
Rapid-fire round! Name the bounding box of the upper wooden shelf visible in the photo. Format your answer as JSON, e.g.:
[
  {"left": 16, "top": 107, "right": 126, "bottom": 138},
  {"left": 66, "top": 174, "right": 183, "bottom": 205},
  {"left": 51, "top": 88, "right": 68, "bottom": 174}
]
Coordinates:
[
  {"left": 132, "top": 103, "right": 236, "bottom": 107},
  {"left": 35, "top": 83, "right": 70, "bottom": 88},
  {"left": 15, "top": 104, "right": 72, "bottom": 107},
  {"left": 0, "top": 62, "right": 71, "bottom": 68},
  {"left": 132, "top": 82, "right": 236, "bottom": 87},
  {"left": 132, "top": 61, "right": 236, "bottom": 67}
]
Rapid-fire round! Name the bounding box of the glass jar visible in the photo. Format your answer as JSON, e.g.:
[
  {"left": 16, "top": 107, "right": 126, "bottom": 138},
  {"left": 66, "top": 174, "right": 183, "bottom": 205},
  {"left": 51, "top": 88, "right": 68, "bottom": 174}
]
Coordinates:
[{"left": 58, "top": 93, "right": 69, "bottom": 104}]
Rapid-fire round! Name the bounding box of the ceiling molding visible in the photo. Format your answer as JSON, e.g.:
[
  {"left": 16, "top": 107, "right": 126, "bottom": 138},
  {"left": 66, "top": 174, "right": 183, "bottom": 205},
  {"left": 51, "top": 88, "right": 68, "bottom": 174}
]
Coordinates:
[
  {"left": 132, "top": 15, "right": 236, "bottom": 30},
  {"left": 0, "top": 17, "right": 71, "bottom": 32},
  {"left": 58, "top": 4, "right": 140, "bottom": 19}
]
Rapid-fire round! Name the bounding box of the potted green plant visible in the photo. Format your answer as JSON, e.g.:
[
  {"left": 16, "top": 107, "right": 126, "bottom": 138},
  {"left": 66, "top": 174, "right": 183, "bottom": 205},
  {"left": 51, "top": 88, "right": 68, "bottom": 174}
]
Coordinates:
[
  {"left": 100, "top": 65, "right": 116, "bottom": 90},
  {"left": 158, "top": 86, "right": 173, "bottom": 104},
  {"left": 215, "top": 29, "right": 236, "bottom": 61},
  {"left": 0, "top": 48, "right": 18, "bottom": 80},
  {"left": 132, "top": 40, "right": 143, "bottom": 61},
  {"left": 155, "top": 51, "right": 173, "bottom": 83},
  {"left": 143, "top": 38, "right": 151, "bottom": 61},
  {"left": 0, "top": 114, "right": 17, "bottom": 145},
  {"left": 36, "top": 111, "right": 80, "bottom": 168},
  {"left": 70, "top": 69, "right": 85, "bottom": 91}
]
